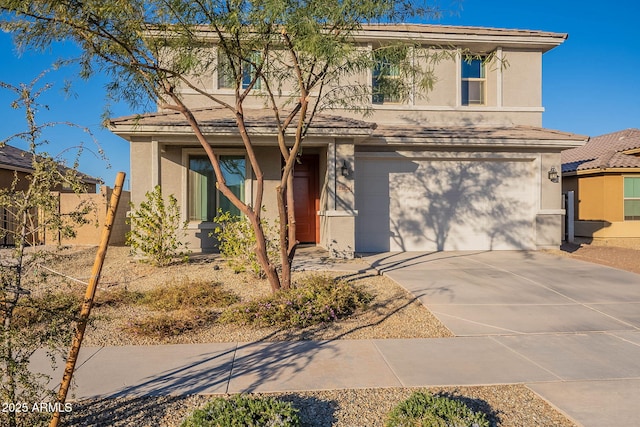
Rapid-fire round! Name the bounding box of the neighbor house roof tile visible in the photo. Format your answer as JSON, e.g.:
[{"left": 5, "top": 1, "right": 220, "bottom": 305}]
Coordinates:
[
  {"left": 0, "top": 144, "right": 101, "bottom": 184},
  {"left": 561, "top": 128, "right": 640, "bottom": 173}
]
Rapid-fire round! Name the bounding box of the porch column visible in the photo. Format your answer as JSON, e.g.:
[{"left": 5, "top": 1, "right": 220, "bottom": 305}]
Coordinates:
[
  {"left": 151, "top": 139, "right": 160, "bottom": 188},
  {"left": 536, "top": 152, "right": 564, "bottom": 249},
  {"left": 323, "top": 139, "right": 357, "bottom": 258}
]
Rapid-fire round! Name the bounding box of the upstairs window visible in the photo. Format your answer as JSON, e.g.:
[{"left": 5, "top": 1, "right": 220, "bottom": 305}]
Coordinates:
[
  {"left": 624, "top": 176, "right": 640, "bottom": 220},
  {"left": 461, "top": 58, "right": 486, "bottom": 105},
  {"left": 372, "top": 49, "right": 407, "bottom": 104},
  {"left": 188, "top": 155, "right": 246, "bottom": 221},
  {"left": 217, "top": 51, "right": 261, "bottom": 90}
]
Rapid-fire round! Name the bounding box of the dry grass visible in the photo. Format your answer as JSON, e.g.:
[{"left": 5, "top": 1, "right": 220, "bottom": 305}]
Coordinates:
[{"left": 24, "top": 245, "right": 452, "bottom": 346}]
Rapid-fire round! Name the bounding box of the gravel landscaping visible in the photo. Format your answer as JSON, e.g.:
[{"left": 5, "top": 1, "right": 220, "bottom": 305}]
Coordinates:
[{"left": 18, "top": 244, "right": 625, "bottom": 426}]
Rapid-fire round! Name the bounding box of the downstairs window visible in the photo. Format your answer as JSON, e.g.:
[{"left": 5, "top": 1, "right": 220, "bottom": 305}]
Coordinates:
[{"left": 188, "top": 155, "right": 245, "bottom": 221}]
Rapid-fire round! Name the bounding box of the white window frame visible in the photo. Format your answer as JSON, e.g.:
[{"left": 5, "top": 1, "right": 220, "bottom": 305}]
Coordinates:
[
  {"left": 216, "top": 48, "right": 262, "bottom": 91},
  {"left": 371, "top": 48, "right": 408, "bottom": 105},
  {"left": 461, "top": 56, "right": 487, "bottom": 106}
]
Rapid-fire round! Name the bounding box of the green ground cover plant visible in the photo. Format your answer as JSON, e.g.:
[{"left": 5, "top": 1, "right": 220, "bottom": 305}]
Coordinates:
[
  {"left": 385, "top": 391, "right": 489, "bottom": 427},
  {"left": 180, "top": 394, "right": 300, "bottom": 427}
]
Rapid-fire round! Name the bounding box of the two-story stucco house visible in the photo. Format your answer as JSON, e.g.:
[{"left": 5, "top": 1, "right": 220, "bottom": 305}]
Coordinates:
[{"left": 110, "top": 24, "right": 587, "bottom": 256}]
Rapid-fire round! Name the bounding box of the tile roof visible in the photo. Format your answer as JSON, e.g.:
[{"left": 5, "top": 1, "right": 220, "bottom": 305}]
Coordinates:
[
  {"left": 110, "top": 107, "right": 376, "bottom": 136},
  {"left": 372, "top": 124, "right": 586, "bottom": 142},
  {"left": 111, "top": 108, "right": 587, "bottom": 149},
  {"left": 360, "top": 23, "right": 567, "bottom": 40},
  {"left": 0, "top": 144, "right": 101, "bottom": 184},
  {"left": 0, "top": 144, "right": 33, "bottom": 171},
  {"left": 561, "top": 128, "right": 640, "bottom": 173}
]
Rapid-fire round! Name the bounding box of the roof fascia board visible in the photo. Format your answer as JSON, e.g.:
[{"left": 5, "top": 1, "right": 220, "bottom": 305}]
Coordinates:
[
  {"left": 110, "top": 124, "right": 373, "bottom": 138},
  {"left": 575, "top": 167, "right": 640, "bottom": 176},
  {"left": 359, "top": 136, "right": 585, "bottom": 150}
]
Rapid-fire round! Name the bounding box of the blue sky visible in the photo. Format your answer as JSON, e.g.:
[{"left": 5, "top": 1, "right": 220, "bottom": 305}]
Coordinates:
[{"left": 1, "top": 0, "right": 639, "bottom": 189}]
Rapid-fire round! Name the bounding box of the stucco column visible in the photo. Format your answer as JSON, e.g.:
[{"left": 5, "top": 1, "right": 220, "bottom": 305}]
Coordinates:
[
  {"left": 151, "top": 139, "right": 160, "bottom": 188},
  {"left": 323, "top": 140, "right": 357, "bottom": 258},
  {"left": 536, "top": 152, "right": 564, "bottom": 248}
]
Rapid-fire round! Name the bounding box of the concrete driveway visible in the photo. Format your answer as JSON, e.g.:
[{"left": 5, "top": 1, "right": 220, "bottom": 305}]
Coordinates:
[
  {"left": 362, "top": 250, "right": 640, "bottom": 336},
  {"left": 362, "top": 250, "right": 640, "bottom": 427}
]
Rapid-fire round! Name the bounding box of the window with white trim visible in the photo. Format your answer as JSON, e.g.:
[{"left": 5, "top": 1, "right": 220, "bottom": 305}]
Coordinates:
[
  {"left": 624, "top": 176, "right": 640, "bottom": 220},
  {"left": 217, "top": 51, "right": 261, "bottom": 90},
  {"left": 372, "top": 49, "right": 408, "bottom": 104},
  {"left": 461, "top": 58, "right": 486, "bottom": 105},
  {"left": 188, "top": 155, "right": 245, "bottom": 221}
]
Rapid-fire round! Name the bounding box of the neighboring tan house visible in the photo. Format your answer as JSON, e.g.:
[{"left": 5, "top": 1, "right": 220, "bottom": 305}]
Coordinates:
[
  {"left": 0, "top": 143, "right": 120, "bottom": 246},
  {"left": 562, "top": 128, "right": 640, "bottom": 242},
  {"left": 110, "top": 24, "right": 587, "bottom": 256},
  {"left": 0, "top": 143, "right": 100, "bottom": 194}
]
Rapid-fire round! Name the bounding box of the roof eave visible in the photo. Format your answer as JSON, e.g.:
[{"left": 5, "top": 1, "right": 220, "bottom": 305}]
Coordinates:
[
  {"left": 110, "top": 124, "right": 374, "bottom": 139},
  {"left": 570, "top": 167, "right": 640, "bottom": 176},
  {"left": 359, "top": 136, "right": 586, "bottom": 150}
]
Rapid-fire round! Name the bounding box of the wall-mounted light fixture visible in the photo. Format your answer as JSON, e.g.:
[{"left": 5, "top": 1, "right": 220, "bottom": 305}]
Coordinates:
[
  {"left": 341, "top": 160, "right": 350, "bottom": 177},
  {"left": 548, "top": 166, "right": 559, "bottom": 183}
]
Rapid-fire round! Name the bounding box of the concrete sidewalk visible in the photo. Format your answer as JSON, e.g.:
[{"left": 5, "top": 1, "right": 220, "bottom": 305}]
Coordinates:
[{"left": 31, "top": 250, "right": 640, "bottom": 427}]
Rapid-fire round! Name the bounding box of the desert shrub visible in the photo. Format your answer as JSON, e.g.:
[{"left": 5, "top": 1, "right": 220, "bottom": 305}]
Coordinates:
[
  {"left": 125, "top": 309, "right": 216, "bottom": 338},
  {"left": 220, "top": 274, "right": 372, "bottom": 328},
  {"left": 385, "top": 391, "right": 489, "bottom": 427},
  {"left": 180, "top": 394, "right": 300, "bottom": 427},
  {"left": 13, "top": 292, "right": 82, "bottom": 329},
  {"left": 141, "top": 279, "right": 239, "bottom": 311},
  {"left": 126, "top": 185, "right": 189, "bottom": 266},
  {"left": 94, "top": 288, "right": 144, "bottom": 308},
  {"left": 212, "top": 210, "right": 278, "bottom": 277}
]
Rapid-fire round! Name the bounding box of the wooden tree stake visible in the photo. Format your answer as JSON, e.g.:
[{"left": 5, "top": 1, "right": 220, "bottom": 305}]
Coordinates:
[{"left": 49, "top": 171, "right": 126, "bottom": 427}]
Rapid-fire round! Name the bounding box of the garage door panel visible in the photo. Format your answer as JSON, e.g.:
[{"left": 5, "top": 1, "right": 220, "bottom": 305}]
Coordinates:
[{"left": 356, "top": 158, "right": 535, "bottom": 252}]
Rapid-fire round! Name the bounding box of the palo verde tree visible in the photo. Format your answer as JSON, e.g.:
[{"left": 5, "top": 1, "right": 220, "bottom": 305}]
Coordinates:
[
  {"left": 0, "top": 73, "right": 103, "bottom": 427},
  {"left": 0, "top": 0, "right": 447, "bottom": 292}
]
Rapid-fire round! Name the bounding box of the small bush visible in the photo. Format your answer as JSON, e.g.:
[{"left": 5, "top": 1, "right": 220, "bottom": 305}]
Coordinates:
[
  {"left": 125, "top": 309, "right": 216, "bottom": 338},
  {"left": 126, "top": 185, "right": 190, "bottom": 266},
  {"left": 220, "top": 274, "right": 372, "bottom": 328},
  {"left": 141, "top": 279, "right": 239, "bottom": 311},
  {"left": 212, "top": 210, "right": 279, "bottom": 277},
  {"left": 180, "top": 394, "right": 300, "bottom": 427},
  {"left": 385, "top": 391, "right": 489, "bottom": 427}
]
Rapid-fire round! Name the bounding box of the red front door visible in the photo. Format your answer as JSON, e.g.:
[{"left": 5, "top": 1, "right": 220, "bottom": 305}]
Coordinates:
[{"left": 292, "top": 154, "right": 319, "bottom": 243}]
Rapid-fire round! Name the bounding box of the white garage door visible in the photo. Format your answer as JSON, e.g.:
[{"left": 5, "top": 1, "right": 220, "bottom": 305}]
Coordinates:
[{"left": 355, "top": 156, "right": 536, "bottom": 252}]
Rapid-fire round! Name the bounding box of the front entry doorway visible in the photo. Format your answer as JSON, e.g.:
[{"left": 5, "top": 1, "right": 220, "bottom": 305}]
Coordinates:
[{"left": 292, "top": 154, "right": 319, "bottom": 243}]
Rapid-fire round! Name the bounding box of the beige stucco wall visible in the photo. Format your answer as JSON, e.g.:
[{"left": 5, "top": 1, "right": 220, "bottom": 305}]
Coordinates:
[
  {"left": 535, "top": 152, "right": 564, "bottom": 248},
  {"left": 129, "top": 138, "right": 153, "bottom": 206},
  {"left": 131, "top": 142, "right": 337, "bottom": 253},
  {"left": 415, "top": 54, "right": 456, "bottom": 107},
  {"left": 502, "top": 49, "right": 542, "bottom": 108},
  {"left": 178, "top": 44, "right": 545, "bottom": 128}
]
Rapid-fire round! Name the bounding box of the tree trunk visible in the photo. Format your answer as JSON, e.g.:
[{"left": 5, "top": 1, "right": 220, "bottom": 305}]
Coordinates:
[{"left": 246, "top": 209, "right": 281, "bottom": 292}]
